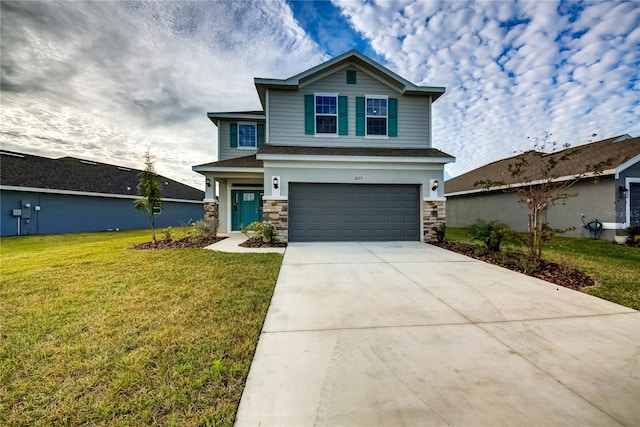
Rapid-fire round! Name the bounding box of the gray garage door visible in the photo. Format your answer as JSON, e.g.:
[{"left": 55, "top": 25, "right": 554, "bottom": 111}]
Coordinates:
[{"left": 289, "top": 183, "right": 420, "bottom": 242}]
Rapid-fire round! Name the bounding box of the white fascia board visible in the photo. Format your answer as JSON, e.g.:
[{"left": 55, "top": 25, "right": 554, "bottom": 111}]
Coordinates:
[
  {"left": 207, "top": 113, "right": 265, "bottom": 121},
  {"left": 263, "top": 160, "right": 444, "bottom": 171},
  {"left": 257, "top": 154, "right": 453, "bottom": 164},
  {"left": 445, "top": 169, "right": 615, "bottom": 197},
  {"left": 0, "top": 185, "right": 203, "bottom": 204},
  {"left": 614, "top": 154, "right": 640, "bottom": 178},
  {"left": 192, "top": 167, "right": 264, "bottom": 173}
]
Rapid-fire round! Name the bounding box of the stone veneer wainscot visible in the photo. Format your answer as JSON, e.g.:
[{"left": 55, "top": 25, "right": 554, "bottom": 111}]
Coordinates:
[
  {"left": 423, "top": 200, "right": 445, "bottom": 242},
  {"left": 263, "top": 199, "right": 288, "bottom": 242}
]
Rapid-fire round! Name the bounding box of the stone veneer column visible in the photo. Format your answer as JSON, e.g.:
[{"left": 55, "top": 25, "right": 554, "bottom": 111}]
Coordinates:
[
  {"left": 263, "top": 199, "right": 288, "bottom": 242},
  {"left": 203, "top": 200, "right": 218, "bottom": 224},
  {"left": 422, "top": 200, "right": 446, "bottom": 242}
]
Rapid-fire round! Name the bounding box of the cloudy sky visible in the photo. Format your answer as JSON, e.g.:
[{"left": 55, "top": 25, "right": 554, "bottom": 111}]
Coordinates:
[{"left": 1, "top": 0, "right": 639, "bottom": 188}]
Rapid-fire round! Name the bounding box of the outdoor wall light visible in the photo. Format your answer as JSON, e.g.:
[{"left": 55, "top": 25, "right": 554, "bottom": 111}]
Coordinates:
[
  {"left": 206, "top": 178, "right": 211, "bottom": 188},
  {"left": 273, "top": 177, "right": 279, "bottom": 189},
  {"left": 431, "top": 180, "right": 439, "bottom": 191},
  {"left": 619, "top": 185, "right": 628, "bottom": 199}
]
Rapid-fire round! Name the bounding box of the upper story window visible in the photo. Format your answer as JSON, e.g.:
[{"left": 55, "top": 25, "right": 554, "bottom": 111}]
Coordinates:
[
  {"left": 230, "top": 122, "right": 263, "bottom": 149},
  {"left": 238, "top": 123, "right": 257, "bottom": 148},
  {"left": 315, "top": 94, "right": 338, "bottom": 134},
  {"left": 366, "top": 96, "right": 388, "bottom": 137}
]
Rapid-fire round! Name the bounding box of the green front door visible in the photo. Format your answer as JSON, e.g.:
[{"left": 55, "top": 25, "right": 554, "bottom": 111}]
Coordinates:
[{"left": 231, "top": 190, "right": 263, "bottom": 231}]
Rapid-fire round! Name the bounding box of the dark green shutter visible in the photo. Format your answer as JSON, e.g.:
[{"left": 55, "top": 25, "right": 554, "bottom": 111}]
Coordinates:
[
  {"left": 304, "top": 95, "right": 314, "bottom": 135},
  {"left": 257, "top": 123, "right": 265, "bottom": 147},
  {"left": 230, "top": 123, "right": 238, "bottom": 147},
  {"left": 355, "top": 96, "right": 365, "bottom": 136},
  {"left": 338, "top": 96, "right": 348, "bottom": 135},
  {"left": 388, "top": 98, "right": 398, "bottom": 137}
]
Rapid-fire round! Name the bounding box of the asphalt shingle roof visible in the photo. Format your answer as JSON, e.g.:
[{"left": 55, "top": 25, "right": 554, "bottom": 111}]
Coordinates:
[
  {"left": 0, "top": 150, "right": 204, "bottom": 201},
  {"left": 257, "top": 145, "right": 454, "bottom": 159},
  {"left": 194, "top": 154, "right": 262, "bottom": 169},
  {"left": 445, "top": 135, "right": 640, "bottom": 195}
]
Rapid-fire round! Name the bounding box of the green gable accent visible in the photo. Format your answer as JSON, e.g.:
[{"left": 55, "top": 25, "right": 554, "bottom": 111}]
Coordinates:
[
  {"left": 346, "top": 70, "right": 357, "bottom": 84},
  {"left": 257, "top": 123, "right": 265, "bottom": 147},
  {"left": 338, "top": 96, "right": 348, "bottom": 135},
  {"left": 304, "top": 94, "right": 314, "bottom": 135},
  {"left": 230, "top": 123, "right": 238, "bottom": 147},
  {"left": 388, "top": 98, "right": 398, "bottom": 137},
  {"left": 355, "top": 96, "right": 365, "bottom": 136}
]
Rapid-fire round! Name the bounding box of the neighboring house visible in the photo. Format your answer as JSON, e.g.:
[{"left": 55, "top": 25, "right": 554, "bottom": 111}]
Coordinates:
[
  {"left": 192, "top": 50, "right": 454, "bottom": 242},
  {"left": 1, "top": 150, "right": 204, "bottom": 236},
  {"left": 444, "top": 135, "right": 640, "bottom": 240}
]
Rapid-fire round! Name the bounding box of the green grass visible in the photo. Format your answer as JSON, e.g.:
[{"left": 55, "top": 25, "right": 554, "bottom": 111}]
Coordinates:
[
  {"left": 445, "top": 227, "right": 640, "bottom": 310},
  {"left": 0, "top": 229, "right": 283, "bottom": 426}
]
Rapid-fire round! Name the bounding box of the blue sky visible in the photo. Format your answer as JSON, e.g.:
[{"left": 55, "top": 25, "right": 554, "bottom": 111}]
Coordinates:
[{"left": 1, "top": 0, "right": 639, "bottom": 187}]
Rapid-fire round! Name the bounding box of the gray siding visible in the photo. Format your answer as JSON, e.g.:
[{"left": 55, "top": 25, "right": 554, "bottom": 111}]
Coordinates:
[
  {"left": 268, "top": 67, "right": 431, "bottom": 147},
  {"left": 447, "top": 177, "right": 616, "bottom": 238},
  {"left": 616, "top": 159, "right": 640, "bottom": 224},
  {"left": 218, "top": 119, "right": 260, "bottom": 161},
  {"left": 1, "top": 190, "right": 203, "bottom": 236}
]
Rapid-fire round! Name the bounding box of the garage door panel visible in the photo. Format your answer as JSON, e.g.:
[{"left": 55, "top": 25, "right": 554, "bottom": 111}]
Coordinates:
[{"left": 289, "top": 183, "right": 420, "bottom": 242}]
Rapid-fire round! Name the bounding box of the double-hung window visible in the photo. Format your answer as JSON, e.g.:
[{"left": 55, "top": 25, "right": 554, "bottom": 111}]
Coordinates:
[
  {"left": 366, "top": 95, "right": 388, "bottom": 137},
  {"left": 315, "top": 93, "right": 338, "bottom": 135},
  {"left": 238, "top": 123, "right": 257, "bottom": 148}
]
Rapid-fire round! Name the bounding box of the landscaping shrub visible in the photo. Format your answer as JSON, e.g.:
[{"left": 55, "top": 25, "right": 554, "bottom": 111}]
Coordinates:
[
  {"left": 435, "top": 222, "right": 446, "bottom": 243},
  {"left": 468, "top": 219, "right": 512, "bottom": 253},
  {"left": 241, "top": 221, "right": 276, "bottom": 244}
]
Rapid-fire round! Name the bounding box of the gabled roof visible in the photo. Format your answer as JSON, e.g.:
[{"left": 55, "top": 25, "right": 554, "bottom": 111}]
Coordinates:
[
  {"left": 0, "top": 150, "right": 204, "bottom": 201},
  {"left": 254, "top": 50, "right": 446, "bottom": 107},
  {"left": 445, "top": 135, "right": 640, "bottom": 196}
]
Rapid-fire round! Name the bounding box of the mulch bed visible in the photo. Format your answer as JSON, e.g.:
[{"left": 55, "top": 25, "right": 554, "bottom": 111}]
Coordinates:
[
  {"left": 433, "top": 241, "right": 594, "bottom": 291},
  {"left": 239, "top": 237, "right": 287, "bottom": 248},
  {"left": 130, "top": 236, "right": 226, "bottom": 250}
]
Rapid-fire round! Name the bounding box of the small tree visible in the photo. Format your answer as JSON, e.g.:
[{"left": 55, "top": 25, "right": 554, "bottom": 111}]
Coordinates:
[
  {"left": 474, "top": 134, "right": 613, "bottom": 266},
  {"left": 134, "top": 150, "right": 162, "bottom": 244}
]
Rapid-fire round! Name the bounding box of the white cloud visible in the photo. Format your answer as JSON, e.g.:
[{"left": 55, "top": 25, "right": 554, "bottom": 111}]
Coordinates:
[
  {"left": 0, "top": 0, "right": 325, "bottom": 187},
  {"left": 334, "top": 0, "right": 640, "bottom": 177}
]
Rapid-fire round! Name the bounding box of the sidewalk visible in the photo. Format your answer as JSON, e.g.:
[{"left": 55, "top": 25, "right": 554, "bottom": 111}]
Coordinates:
[{"left": 205, "top": 233, "right": 286, "bottom": 254}]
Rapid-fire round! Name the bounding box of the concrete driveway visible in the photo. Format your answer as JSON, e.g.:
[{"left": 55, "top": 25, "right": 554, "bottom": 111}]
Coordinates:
[{"left": 235, "top": 242, "right": 639, "bottom": 426}]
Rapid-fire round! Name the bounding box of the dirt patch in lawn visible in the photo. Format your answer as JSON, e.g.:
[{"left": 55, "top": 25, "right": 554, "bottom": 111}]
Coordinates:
[
  {"left": 239, "top": 237, "right": 288, "bottom": 248},
  {"left": 130, "top": 236, "right": 226, "bottom": 250},
  {"left": 433, "top": 241, "right": 595, "bottom": 291}
]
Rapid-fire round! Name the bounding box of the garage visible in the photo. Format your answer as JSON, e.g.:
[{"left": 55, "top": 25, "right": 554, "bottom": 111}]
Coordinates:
[{"left": 288, "top": 183, "right": 420, "bottom": 242}]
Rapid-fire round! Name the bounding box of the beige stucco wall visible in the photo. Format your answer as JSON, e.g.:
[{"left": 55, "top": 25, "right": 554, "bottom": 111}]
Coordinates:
[{"left": 446, "top": 177, "right": 616, "bottom": 239}]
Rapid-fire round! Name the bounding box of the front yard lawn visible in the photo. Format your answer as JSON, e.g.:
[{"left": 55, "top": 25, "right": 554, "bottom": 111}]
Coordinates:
[
  {"left": 0, "top": 229, "right": 283, "bottom": 426},
  {"left": 444, "top": 227, "right": 640, "bottom": 310}
]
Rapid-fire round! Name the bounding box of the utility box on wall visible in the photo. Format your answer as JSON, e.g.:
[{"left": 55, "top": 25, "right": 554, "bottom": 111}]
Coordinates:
[
  {"left": 21, "top": 201, "right": 31, "bottom": 219},
  {"left": 12, "top": 209, "right": 22, "bottom": 217}
]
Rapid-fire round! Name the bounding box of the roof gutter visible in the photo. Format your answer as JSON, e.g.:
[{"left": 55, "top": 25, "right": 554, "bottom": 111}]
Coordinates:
[
  {"left": 0, "top": 185, "right": 203, "bottom": 203},
  {"left": 445, "top": 169, "right": 615, "bottom": 197}
]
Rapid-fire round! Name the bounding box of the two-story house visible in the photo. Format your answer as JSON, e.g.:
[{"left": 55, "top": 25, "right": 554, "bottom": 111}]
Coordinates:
[{"left": 193, "top": 50, "right": 454, "bottom": 242}]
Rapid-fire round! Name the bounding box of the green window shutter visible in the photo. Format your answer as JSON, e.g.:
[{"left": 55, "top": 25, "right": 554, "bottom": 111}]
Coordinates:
[
  {"left": 355, "top": 96, "right": 365, "bottom": 136},
  {"left": 304, "top": 94, "right": 314, "bottom": 135},
  {"left": 230, "top": 123, "right": 238, "bottom": 147},
  {"left": 388, "top": 98, "right": 398, "bottom": 137},
  {"left": 338, "top": 96, "right": 348, "bottom": 135},
  {"left": 257, "top": 123, "right": 265, "bottom": 147}
]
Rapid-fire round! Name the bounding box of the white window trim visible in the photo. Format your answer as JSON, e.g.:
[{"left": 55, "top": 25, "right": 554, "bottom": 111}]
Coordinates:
[
  {"left": 365, "top": 94, "right": 389, "bottom": 139},
  {"left": 238, "top": 122, "right": 257, "bottom": 149},
  {"left": 314, "top": 92, "right": 339, "bottom": 137}
]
